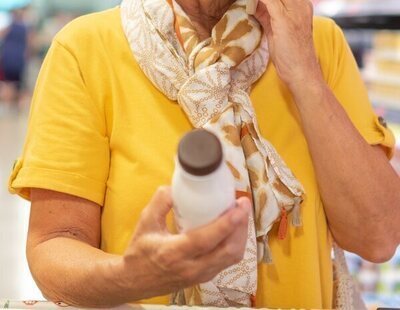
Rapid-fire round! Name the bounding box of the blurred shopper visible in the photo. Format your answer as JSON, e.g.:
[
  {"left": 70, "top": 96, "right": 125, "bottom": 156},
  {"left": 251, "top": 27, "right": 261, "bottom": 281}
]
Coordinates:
[{"left": 0, "top": 8, "right": 28, "bottom": 110}]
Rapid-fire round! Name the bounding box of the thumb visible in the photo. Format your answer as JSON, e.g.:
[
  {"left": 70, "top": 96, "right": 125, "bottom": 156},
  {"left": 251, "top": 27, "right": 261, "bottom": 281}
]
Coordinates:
[
  {"left": 236, "top": 196, "right": 253, "bottom": 216},
  {"left": 141, "top": 186, "right": 173, "bottom": 232},
  {"left": 254, "top": 0, "right": 273, "bottom": 38}
]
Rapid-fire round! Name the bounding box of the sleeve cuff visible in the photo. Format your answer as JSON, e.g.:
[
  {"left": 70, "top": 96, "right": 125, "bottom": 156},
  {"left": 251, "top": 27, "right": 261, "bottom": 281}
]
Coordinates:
[
  {"left": 365, "top": 116, "right": 396, "bottom": 160},
  {"left": 8, "top": 158, "right": 106, "bottom": 206}
]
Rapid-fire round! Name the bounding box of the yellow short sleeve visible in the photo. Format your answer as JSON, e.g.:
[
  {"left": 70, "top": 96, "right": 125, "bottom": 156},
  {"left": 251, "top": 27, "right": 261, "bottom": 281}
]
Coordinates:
[
  {"left": 318, "top": 18, "right": 395, "bottom": 158},
  {"left": 8, "top": 40, "right": 110, "bottom": 206}
]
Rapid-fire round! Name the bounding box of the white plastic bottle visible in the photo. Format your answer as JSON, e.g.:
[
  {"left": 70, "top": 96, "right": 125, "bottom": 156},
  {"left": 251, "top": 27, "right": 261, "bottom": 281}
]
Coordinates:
[{"left": 172, "top": 129, "right": 236, "bottom": 232}]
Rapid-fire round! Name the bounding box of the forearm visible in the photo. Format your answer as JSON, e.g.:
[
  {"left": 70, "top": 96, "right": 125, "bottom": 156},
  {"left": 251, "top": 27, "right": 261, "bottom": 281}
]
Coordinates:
[
  {"left": 28, "top": 237, "right": 148, "bottom": 308},
  {"left": 253, "top": 0, "right": 399, "bottom": 261},
  {"left": 291, "top": 80, "right": 400, "bottom": 262}
]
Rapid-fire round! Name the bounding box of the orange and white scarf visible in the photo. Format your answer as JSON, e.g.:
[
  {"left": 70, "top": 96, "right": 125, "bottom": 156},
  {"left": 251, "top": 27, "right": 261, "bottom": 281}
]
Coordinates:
[
  {"left": 121, "top": 0, "right": 303, "bottom": 306},
  {"left": 121, "top": 0, "right": 364, "bottom": 308}
]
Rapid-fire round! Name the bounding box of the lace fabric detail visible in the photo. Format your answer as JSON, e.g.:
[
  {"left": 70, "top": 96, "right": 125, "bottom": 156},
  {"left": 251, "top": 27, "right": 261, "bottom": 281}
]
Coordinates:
[{"left": 333, "top": 244, "right": 366, "bottom": 310}]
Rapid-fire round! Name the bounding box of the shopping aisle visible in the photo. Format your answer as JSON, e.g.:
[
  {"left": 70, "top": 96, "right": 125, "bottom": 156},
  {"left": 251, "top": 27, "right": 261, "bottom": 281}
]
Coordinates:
[{"left": 0, "top": 110, "right": 42, "bottom": 300}]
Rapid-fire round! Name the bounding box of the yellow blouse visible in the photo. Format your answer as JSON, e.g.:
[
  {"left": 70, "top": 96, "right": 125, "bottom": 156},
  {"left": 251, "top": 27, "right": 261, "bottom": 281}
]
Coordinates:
[{"left": 8, "top": 7, "right": 394, "bottom": 309}]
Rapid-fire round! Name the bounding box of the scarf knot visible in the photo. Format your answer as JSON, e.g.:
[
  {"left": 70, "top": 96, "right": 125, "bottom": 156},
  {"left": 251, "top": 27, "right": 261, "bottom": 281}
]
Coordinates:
[{"left": 121, "top": 0, "right": 305, "bottom": 306}]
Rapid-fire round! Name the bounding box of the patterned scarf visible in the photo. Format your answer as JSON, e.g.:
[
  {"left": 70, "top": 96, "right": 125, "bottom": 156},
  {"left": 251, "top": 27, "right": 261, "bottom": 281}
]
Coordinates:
[{"left": 120, "top": 0, "right": 306, "bottom": 306}]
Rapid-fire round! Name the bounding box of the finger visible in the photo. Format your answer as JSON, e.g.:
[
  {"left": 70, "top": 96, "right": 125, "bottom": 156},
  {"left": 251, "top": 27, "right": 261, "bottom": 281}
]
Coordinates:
[
  {"left": 183, "top": 213, "right": 250, "bottom": 284},
  {"left": 162, "top": 200, "right": 251, "bottom": 285},
  {"left": 255, "top": 0, "right": 280, "bottom": 41},
  {"left": 305, "top": 0, "right": 314, "bottom": 16},
  {"left": 258, "top": 0, "right": 284, "bottom": 19},
  {"left": 254, "top": 0, "right": 272, "bottom": 33},
  {"left": 205, "top": 202, "right": 249, "bottom": 263},
  {"left": 141, "top": 186, "right": 173, "bottom": 231},
  {"left": 236, "top": 197, "right": 253, "bottom": 216},
  {"left": 173, "top": 198, "right": 251, "bottom": 258}
]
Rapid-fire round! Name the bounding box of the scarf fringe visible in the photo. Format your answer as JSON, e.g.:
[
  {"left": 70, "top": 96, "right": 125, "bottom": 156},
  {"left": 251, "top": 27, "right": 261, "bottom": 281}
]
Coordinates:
[
  {"left": 171, "top": 290, "right": 186, "bottom": 305},
  {"left": 292, "top": 200, "right": 302, "bottom": 227},
  {"left": 259, "top": 235, "right": 272, "bottom": 264}
]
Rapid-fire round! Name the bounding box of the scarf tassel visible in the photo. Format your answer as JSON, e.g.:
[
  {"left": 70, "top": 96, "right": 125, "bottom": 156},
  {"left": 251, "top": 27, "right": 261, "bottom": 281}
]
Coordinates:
[
  {"left": 263, "top": 239, "right": 273, "bottom": 264},
  {"left": 257, "top": 236, "right": 273, "bottom": 264},
  {"left": 278, "top": 208, "right": 288, "bottom": 240},
  {"left": 171, "top": 290, "right": 186, "bottom": 305},
  {"left": 292, "top": 199, "right": 303, "bottom": 227},
  {"left": 279, "top": 198, "right": 302, "bottom": 240}
]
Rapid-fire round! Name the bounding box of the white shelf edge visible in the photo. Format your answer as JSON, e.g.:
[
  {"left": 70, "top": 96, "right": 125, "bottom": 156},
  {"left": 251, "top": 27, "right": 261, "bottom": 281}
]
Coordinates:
[
  {"left": 315, "top": 0, "right": 400, "bottom": 18},
  {"left": 363, "top": 69, "right": 400, "bottom": 87},
  {"left": 372, "top": 50, "right": 400, "bottom": 63}
]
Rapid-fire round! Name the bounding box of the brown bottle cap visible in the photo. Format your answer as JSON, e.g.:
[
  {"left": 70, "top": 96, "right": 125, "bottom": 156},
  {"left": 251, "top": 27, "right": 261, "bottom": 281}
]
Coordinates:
[{"left": 178, "top": 129, "right": 223, "bottom": 176}]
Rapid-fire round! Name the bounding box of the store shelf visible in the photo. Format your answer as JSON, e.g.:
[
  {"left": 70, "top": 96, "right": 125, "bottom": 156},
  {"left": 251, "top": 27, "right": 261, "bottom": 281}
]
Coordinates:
[
  {"left": 364, "top": 70, "right": 400, "bottom": 87},
  {"left": 32, "top": 0, "right": 121, "bottom": 15},
  {"left": 372, "top": 50, "right": 400, "bottom": 62},
  {"left": 315, "top": 0, "right": 400, "bottom": 29}
]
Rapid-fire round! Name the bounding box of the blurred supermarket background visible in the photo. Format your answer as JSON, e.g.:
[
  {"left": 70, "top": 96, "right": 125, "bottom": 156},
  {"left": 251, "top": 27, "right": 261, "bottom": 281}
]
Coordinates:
[{"left": 0, "top": 0, "right": 399, "bottom": 308}]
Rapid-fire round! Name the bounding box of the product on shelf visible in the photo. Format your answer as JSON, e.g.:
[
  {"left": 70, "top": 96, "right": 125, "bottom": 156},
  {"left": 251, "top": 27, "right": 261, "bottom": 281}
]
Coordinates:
[{"left": 364, "top": 31, "right": 400, "bottom": 110}]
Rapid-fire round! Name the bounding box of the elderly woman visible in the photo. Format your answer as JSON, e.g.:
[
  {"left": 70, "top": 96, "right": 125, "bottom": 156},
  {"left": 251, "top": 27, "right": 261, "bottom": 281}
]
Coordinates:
[{"left": 8, "top": 0, "right": 400, "bottom": 308}]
